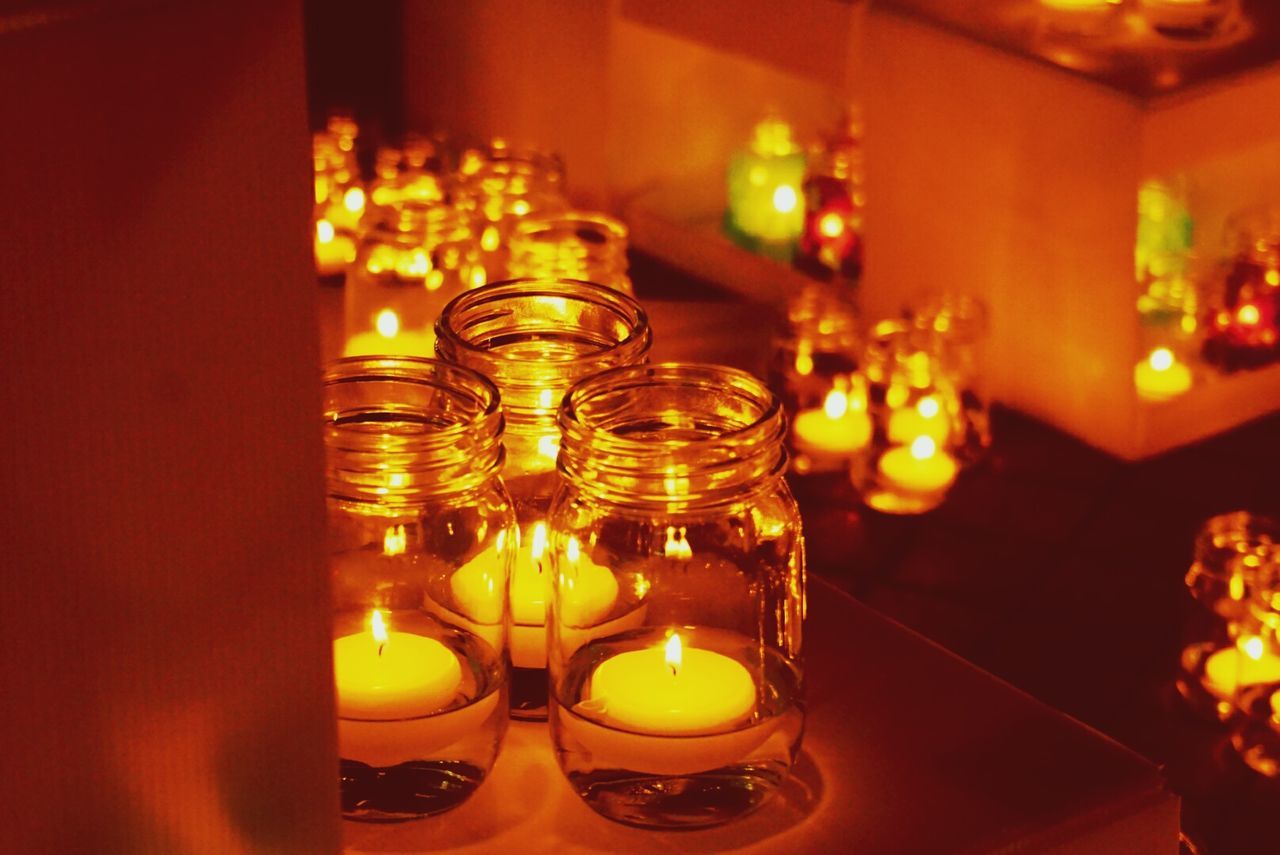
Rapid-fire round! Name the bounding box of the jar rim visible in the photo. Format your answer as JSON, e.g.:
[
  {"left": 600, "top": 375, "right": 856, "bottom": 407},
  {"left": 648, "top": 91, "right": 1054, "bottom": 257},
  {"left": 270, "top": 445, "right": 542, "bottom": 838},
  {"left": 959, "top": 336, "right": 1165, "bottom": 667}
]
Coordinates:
[{"left": 435, "top": 278, "right": 651, "bottom": 369}]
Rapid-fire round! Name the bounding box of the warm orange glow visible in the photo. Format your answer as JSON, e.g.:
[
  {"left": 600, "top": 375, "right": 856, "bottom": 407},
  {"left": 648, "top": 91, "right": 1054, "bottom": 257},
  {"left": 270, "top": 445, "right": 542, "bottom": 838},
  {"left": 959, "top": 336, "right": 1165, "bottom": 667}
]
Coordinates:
[
  {"left": 664, "top": 526, "right": 693, "bottom": 560},
  {"left": 665, "top": 633, "right": 683, "bottom": 676},
  {"left": 910, "top": 436, "right": 937, "bottom": 461},
  {"left": 1266, "top": 269, "right": 1279, "bottom": 287},
  {"left": 383, "top": 524, "right": 407, "bottom": 556},
  {"left": 536, "top": 434, "right": 560, "bottom": 461},
  {"left": 375, "top": 309, "right": 400, "bottom": 338},
  {"left": 343, "top": 186, "right": 366, "bottom": 214},
  {"left": 316, "top": 219, "right": 335, "bottom": 244},
  {"left": 794, "top": 347, "right": 814, "bottom": 376},
  {"left": 772, "top": 184, "right": 799, "bottom": 214},
  {"left": 917, "top": 396, "right": 941, "bottom": 419},
  {"left": 1243, "top": 635, "right": 1266, "bottom": 662},
  {"left": 566, "top": 535, "right": 581, "bottom": 564},
  {"left": 823, "top": 389, "right": 850, "bottom": 419},
  {"left": 371, "top": 609, "right": 388, "bottom": 650},
  {"left": 1238, "top": 304, "right": 1261, "bottom": 326},
  {"left": 750, "top": 117, "right": 798, "bottom": 157},
  {"left": 397, "top": 247, "right": 431, "bottom": 279},
  {"left": 818, "top": 212, "right": 845, "bottom": 239},
  {"left": 511, "top": 199, "right": 531, "bottom": 217},
  {"left": 1149, "top": 347, "right": 1175, "bottom": 372},
  {"left": 530, "top": 522, "right": 547, "bottom": 563}
]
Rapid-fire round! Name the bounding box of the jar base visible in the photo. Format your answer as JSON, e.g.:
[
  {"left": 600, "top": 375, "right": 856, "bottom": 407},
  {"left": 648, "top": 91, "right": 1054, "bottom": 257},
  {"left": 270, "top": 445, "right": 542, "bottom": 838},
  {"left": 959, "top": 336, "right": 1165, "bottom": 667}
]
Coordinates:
[
  {"left": 340, "top": 759, "right": 487, "bottom": 822},
  {"left": 565, "top": 764, "right": 787, "bottom": 829}
]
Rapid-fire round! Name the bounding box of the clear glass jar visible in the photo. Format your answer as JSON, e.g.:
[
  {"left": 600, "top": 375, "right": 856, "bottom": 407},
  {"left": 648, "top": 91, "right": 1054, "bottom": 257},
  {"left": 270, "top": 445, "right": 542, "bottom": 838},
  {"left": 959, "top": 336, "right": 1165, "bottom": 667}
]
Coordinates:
[
  {"left": 767, "top": 282, "right": 866, "bottom": 475},
  {"left": 1203, "top": 207, "right": 1280, "bottom": 373},
  {"left": 909, "top": 293, "right": 992, "bottom": 463},
  {"left": 325, "top": 357, "right": 514, "bottom": 822},
  {"left": 546, "top": 363, "right": 805, "bottom": 828},
  {"left": 850, "top": 321, "right": 975, "bottom": 515},
  {"left": 725, "top": 116, "right": 807, "bottom": 250},
  {"left": 313, "top": 129, "right": 364, "bottom": 277},
  {"left": 435, "top": 279, "right": 652, "bottom": 718},
  {"left": 1232, "top": 552, "right": 1280, "bottom": 776},
  {"left": 1176, "top": 511, "right": 1280, "bottom": 721},
  {"left": 455, "top": 140, "right": 567, "bottom": 280},
  {"left": 343, "top": 201, "right": 484, "bottom": 358},
  {"left": 507, "top": 211, "right": 632, "bottom": 294}
]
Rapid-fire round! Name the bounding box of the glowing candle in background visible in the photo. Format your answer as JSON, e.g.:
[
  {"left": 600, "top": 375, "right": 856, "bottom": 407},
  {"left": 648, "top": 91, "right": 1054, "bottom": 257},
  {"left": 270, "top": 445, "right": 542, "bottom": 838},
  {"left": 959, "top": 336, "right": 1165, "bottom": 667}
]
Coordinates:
[
  {"left": 1134, "top": 346, "right": 1193, "bottom": 401},
  {"left": 726, "top": 117, "right": 808, "bottom": 246},
  {"left": 887, "top": 395, "right": 952, "bottom": 445},
  {"left": 792, "top": 387, "right": 872, "bottom": 458},
  {"left": 878, "top": 436, "right": 959, "bottom": 496},
  {"left": 585, "top": 632, "right": 756, "bottom": 736},
  {"left": 1201, "top": 634, "right": 1280, "bottom": 700},
  {"left": 343, "top": 308, "right": 436, "bottom": 358},
  {"left": 314, "top": 218, "right": 357, "bottom": 276}
]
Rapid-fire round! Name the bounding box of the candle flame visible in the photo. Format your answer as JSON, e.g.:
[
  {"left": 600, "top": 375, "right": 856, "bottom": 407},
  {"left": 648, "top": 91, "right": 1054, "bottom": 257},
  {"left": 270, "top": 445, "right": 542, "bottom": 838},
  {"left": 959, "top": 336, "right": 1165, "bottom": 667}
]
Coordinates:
[
  {"left": 383, "top": 524, "right": 407, "bottom": 556},
  {"left": 537, "top": 434, "right": 560, "bottom": 462},
  {"left": 823, "top": 389, "right": 850, "bottom": 420},
  {"left": 664, "top": 526, "right": 693, "bottom": 560},
  {"left": 375, "top": 309, "right": 400, "bottom": 338},
  {"left": 1242, "top": 635, "right": 1266, "bottom": 662},
  {"left": 530, "top": 522, "right": 547, "bottom": 566},
  {"left": 1238, "top": 304, "right": 1261, "bottom": 326},
  {"left": 1149, "top": 347, "right": 1175, "bottom": 372},
  {"left": 665, "top": 633, "right": 682, "bottom": 676},
  {"left": 371, "top": 609, "right": 388, "bottom": 655},
  {"left": 818, "top": 211, "right": 845, "bottom": 239},
  {"left": 343, "top": 186, "right": 366, "bottom": 214},
  {"left": 316, "top": 219, "right": 335, "bottom": 244},
  {"left": 772, "top": 184, "right": 799, "bottom": 214},
  {"left": 917, "top": 396, "right": 941, "bottom": 419},
  {"left": 909, "top": 436, "right": 937, "bottom": 460}
]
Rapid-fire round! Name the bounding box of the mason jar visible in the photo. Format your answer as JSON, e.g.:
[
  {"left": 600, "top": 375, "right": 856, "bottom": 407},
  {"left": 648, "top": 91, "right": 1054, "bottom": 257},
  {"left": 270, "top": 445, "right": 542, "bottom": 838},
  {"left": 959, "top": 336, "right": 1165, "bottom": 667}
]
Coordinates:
[
  {"left": 343, "top": 201, "right": 485, "bottom": 359},
  {"left": 507, "top": 211, "right": 632, "bottom": 294},
  {"left": 1232, "top": 551, "right": 1280, "bottom": 777},
  {"left": 435, "top": 279, "right": 651, "bottom": 718},
  {"left": 547, "top": 363, "right": 806, "bottom": 828},
  {"left": 1176, "top": 511, "right": 1280, "bottom": 721},
  {"left": 325, "top": 356, "right": 514, "bottom": 822}
]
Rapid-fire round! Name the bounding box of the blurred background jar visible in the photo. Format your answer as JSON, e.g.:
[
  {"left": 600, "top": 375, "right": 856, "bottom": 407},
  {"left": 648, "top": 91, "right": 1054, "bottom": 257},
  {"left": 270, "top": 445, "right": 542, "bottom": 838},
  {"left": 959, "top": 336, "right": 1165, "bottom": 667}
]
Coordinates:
[
  {"left": 1203, "top": 206, "right": 1280, "bottom": 373},
  {"left": 1232, "top": 550, "right": 1280, "bottom": 777},
  {"left": 344, "top": 199, "right": 484, "bottom": 358},
  {"left": 507, "top": 211, "right": 632, "bottom": 294},
  {"left": 767, "top": 282, "right": 865, "bottom": 475}
]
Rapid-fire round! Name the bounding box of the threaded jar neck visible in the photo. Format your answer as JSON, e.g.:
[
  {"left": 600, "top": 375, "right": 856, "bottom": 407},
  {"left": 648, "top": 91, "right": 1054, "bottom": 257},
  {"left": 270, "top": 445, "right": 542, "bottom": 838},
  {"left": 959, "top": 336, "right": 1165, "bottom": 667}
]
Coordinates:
[
  {"left": 434, "top": 278, "right": 652, "bottom": 429},
  {"left": 324, "top": 357, "right": 505, "bottom": 504},
  {"left": 557, "top": 363, "right": 789, "bottom": 510}
]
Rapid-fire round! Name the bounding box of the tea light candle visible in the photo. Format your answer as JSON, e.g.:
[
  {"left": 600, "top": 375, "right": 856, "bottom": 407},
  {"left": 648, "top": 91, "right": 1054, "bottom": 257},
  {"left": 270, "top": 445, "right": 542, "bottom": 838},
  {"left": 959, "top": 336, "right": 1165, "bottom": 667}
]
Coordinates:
[
  {"left": 588, "top": 633, "right": 755, "bottom": 735},
  {"left": 886, "top": 395, "right": 951, "bottom": 445},
  {"left": 1134, "top": 347, "right": 1192, "bottom": 402},
  {"left": 726, "top": 118, "right": 807, "bottom": 243},
  {"left": 333, "top": 610, "right": 462, "bottom": 720},
  {"left": 510, "top": 524, "right": 619, "bottom": 669},
  {"left": 315, "top": 219, "right": 355, "bottom": 276},
  {"left": 792, "top": 388, "right": 872, "bottom": 457},
  {"left": 1202, "top": 636, "right": 1280, "bottom": 700},
  {"left": 344, "top": 308, "right": 436, "bottom": 357},
  {"left": 878, "top": 436, "right": 958, "bottom": 496}
]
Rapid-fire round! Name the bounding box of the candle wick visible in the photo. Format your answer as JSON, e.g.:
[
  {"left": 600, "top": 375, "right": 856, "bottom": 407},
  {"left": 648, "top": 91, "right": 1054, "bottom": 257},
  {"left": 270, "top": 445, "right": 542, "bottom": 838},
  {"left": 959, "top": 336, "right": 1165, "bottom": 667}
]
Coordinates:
[
  {"left": 669, "top": 664, "right": 677, "bottom": 677},
  {"left": 377, "top": 643, "right": 384, "bottom": 657}
]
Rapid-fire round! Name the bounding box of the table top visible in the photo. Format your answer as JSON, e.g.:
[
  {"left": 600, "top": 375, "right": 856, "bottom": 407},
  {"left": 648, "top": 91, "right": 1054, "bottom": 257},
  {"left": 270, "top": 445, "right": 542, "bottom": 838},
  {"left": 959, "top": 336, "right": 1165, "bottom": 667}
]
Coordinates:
[{"left": 344, "top": 578, "right": 1174, "bottom": 855}]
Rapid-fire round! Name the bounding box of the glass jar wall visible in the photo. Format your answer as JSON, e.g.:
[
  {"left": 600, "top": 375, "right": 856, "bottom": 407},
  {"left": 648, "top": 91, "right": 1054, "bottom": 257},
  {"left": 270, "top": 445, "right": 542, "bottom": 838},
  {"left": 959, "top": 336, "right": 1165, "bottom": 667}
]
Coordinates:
[
  {"left": 435, "top": 279, "right": 651, "bottom": 718},
  {"left": 547, "top": 363, "right": 805, "bottom": 828},
  {"left": 507, "top": 211, "right": 632, "bottom": 294},
  {"left": 325, "top": 357, "right": 514, "bottom": 822}
]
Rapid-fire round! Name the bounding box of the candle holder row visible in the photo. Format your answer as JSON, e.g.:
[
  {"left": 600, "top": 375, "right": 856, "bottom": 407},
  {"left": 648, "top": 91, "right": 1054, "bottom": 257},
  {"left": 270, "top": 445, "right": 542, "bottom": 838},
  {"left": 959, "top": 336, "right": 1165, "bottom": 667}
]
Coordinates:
[
  {"left": 1175, "top": 511, "right": 1280, "bottom": 777},
  {"left": 324, "top": 279, "right": 806, "bottom": 829},
  {"left": 770, "top": 283, "right": 991, "bottom": 514}
]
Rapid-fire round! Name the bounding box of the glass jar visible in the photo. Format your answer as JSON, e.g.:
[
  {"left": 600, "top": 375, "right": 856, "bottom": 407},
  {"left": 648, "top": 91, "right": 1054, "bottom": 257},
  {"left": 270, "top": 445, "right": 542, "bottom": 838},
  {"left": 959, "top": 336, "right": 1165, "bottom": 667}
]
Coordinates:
[
  {"left": 547, "top": 363, "right": 805, "bottom": 829},
  {"left": 1176, "top": 511, "right": 1280, "bottom": 721},
  {"left": 726, "top": 116, "right": 807, "bottom": 252},
  {"left": 908, "top": 293, "right": 992, "bottom": 463},
  {"left": 313, "top": 129, "right": 364, "bottom": 278},
  {"left": 369, "top": 133, "right": 449, "bottom": 210},
  {"left": 507, "top": 211, "right": 632, "bottom": 294},
  {"left": 325, "top": 357, "right": 514, "bottom": 822},
  {"left": 796, "top": 112, "right": 865, "bottom": 281},
  {"left": 1203, "top": 207, "right": 1280, "bottom": 373},
  {"left": 850, "top": 321, "right": 973, "bottom": 515},
  {"left": 435, "top": 278, "right": 652, "bottom": 718},
  {"left": 455, "top": 140, "right": 567, "bottom": 281},
  {"left": 343, "top": 201, "right": 484, "bottom": 359},
  {"left": 767, "top": 282, "right": 866, "bottom": 475},
  {"left": 1232, "top": 553, "right": 1280, "bottom": 776}
]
